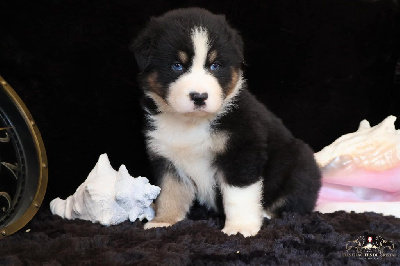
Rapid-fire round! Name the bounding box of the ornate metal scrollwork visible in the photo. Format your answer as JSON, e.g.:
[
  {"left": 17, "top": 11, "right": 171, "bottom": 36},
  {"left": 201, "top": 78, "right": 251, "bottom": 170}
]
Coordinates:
[
  {"left": 0, "top": 127, "right": 18, "bottom": 218},
  {"left": 0, "top": 76, "right": 48, "bottom": 238}
]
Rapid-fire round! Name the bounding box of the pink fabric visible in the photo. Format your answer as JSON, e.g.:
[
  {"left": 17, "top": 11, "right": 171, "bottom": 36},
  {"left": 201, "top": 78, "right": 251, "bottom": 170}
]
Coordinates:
[
  {"left": 320, "top": 166, "right": 400, "bottom": 193},
  {"left": 315, "top": 164, "right": 400, "bottom": 217}
]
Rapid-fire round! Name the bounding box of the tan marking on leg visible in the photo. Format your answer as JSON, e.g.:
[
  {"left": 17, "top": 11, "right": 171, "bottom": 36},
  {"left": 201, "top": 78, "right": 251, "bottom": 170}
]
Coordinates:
[
  {"left": 144, "top": 172, "right": 195, "bottom": 229},
  {"left": 265, "top": 197, "right": 287, "bottom": 218}
]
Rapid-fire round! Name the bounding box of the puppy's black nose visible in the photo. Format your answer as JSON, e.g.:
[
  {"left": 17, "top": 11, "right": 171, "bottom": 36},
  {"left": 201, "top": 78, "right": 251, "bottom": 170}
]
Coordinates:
[{"left": 189, "top": 92, "right": 208, "bottom": 106}]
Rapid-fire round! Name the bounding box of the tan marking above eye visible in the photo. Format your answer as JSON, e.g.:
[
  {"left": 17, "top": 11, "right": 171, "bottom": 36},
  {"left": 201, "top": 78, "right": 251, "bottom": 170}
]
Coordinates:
[
  {"left": 208, "top": 50, "right": 217, "bottom": 63},
  {"left": 178, "top": 51, "right": 188, "bottom": 64}
]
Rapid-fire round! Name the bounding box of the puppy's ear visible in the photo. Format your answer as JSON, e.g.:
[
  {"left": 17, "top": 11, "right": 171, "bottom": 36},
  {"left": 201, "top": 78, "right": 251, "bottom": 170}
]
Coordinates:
[
  {"left": 218, "top": 14, "right": 244, "bottom": 62},
  {"left": 231, "top": 28, "right": 244, "bottom": 62},
  {"left": 131, "top": 18, "right": 159, "bottom": 72}
]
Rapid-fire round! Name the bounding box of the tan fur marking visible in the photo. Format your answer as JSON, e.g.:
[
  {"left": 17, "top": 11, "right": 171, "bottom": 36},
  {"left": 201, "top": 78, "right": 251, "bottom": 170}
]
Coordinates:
[
  {"left": 208, "top": 50, "right": 217, "bottom": 63},
  {"left": 145, "top": 91, "right": 174, "bottom": 113},
  {"left": 211, "top": 131, "right": 229, "bottom": 154},
  {"left": 178, "top": 51, "right": 188, "bottom": 64},
  {"left": 265, "top": 197, "right": 287, "bottom": 218},
  {"left": 144, "top": 173, "right": 195, "bottom": 229},
  {"left": 226, "top": 68, "right": 240, "bottom": 97},
  {"left": 147, "top": 72, "right": 163, "bottom": 96}
]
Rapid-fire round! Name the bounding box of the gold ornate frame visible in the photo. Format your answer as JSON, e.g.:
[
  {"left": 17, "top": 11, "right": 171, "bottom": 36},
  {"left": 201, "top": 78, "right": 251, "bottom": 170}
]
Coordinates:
[{"left": 0, "top": 75, "right": 48, "bottom": 238}]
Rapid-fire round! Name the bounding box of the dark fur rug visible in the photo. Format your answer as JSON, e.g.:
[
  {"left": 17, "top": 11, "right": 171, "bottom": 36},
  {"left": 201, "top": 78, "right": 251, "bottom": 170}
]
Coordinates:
[{"left": 1, "top": 206, "right": 400, "bottom": 265}]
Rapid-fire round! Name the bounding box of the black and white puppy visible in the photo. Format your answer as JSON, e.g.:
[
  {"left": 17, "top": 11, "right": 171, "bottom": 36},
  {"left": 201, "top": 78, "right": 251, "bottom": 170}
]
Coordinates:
[{"left": 132, "top": 8, "right": 321, "bottom": 237}]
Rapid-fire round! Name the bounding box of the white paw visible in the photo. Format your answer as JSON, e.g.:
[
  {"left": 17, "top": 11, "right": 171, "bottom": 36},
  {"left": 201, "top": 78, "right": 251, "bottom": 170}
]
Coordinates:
[
  {"left": 222, "top": 223, "right": 261, "bottom": 237},
  {"left": 144, "top": 222, "right": 172, "bottom": 230}
]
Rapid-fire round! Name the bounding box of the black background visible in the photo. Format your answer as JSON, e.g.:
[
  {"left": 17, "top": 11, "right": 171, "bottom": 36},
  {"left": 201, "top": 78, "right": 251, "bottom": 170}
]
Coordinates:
[{"left": 0, "top": 0, "right": 399, "bottom": 204}]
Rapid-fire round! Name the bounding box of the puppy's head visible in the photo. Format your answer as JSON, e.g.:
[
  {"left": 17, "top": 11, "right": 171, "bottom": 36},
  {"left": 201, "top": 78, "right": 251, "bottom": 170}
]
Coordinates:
[{"left": 132, "top": 8, "right": 244, "bottom": 116}]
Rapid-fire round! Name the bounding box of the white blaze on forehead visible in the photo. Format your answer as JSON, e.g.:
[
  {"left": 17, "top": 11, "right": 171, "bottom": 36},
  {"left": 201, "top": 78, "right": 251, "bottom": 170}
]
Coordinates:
[
  {"left": 166, "top": 26, "right": 225, "bottom": 115},
  {"left": 191, "top": 27, "right": 210, "bottom": 71},
  {"left": 166, "top": 26, "right": 243, "bottom": 115}
]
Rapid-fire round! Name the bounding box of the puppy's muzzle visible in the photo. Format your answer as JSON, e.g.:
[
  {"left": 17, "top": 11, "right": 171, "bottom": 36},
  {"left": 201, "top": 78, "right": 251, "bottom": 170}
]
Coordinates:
[{"left": 189, "top": 92, "right": 208, "bottom": 106}]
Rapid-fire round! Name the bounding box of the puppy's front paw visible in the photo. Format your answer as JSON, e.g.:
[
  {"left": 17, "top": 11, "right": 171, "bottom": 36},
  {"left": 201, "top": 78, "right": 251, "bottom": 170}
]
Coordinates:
[
  {"left": 144, "top": 221, "right": 172, "bottom": 229},
  {"left": 222, "top": 223, "right": 261, "bottom": 237}
]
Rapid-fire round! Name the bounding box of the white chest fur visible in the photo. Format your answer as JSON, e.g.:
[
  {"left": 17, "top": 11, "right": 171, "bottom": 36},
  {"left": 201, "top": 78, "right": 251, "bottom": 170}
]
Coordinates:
[{"left": 146, "top": 113, "right": 228, "bottom": 210}]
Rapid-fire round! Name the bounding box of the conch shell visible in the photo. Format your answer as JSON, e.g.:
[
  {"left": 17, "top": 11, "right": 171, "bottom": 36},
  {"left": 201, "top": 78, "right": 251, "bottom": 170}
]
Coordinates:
[
  {"left": 314, "top": 116, "right": 400, "bottom": 218},
  {"left": 50, "top": 154, "right": 161, "bottom": 226},
  {"left": 315, "top": 115, "right": 400, "bottom": 171}
]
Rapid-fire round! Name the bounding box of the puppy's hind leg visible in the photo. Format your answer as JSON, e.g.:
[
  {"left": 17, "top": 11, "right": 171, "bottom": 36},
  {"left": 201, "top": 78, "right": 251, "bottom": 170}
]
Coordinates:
[
  {"left": 270, "top": 141, "right": 321, "bottom": 217},
  {"left": 144, "top": 172, "right": 195, "bottom": 229}
]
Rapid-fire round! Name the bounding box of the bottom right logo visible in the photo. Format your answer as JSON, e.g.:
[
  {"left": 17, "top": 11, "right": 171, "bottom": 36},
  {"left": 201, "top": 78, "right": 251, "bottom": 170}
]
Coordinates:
[{"left": 344, "top": 232, "right": 397, "bottom": 259}]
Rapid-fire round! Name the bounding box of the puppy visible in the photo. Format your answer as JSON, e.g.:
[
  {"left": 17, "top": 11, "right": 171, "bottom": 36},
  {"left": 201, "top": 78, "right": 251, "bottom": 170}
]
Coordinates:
[{"left": 132, "top": 7, "right": 321, "bottom": 237}]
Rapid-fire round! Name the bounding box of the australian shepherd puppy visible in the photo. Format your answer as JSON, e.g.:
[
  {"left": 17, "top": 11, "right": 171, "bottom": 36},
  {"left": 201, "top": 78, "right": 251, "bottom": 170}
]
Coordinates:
[{"left": 132, "top": 7, "right": 321, "bottom": 237}]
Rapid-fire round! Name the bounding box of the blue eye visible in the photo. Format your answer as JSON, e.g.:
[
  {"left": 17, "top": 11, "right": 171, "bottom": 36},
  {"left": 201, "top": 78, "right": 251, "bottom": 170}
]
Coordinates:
[
  {"left": 172, "top": 63, "right": 183, "bottom": 71},
  {"left": 210, "top": 62, "right": 220, "bottom": 71}
]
